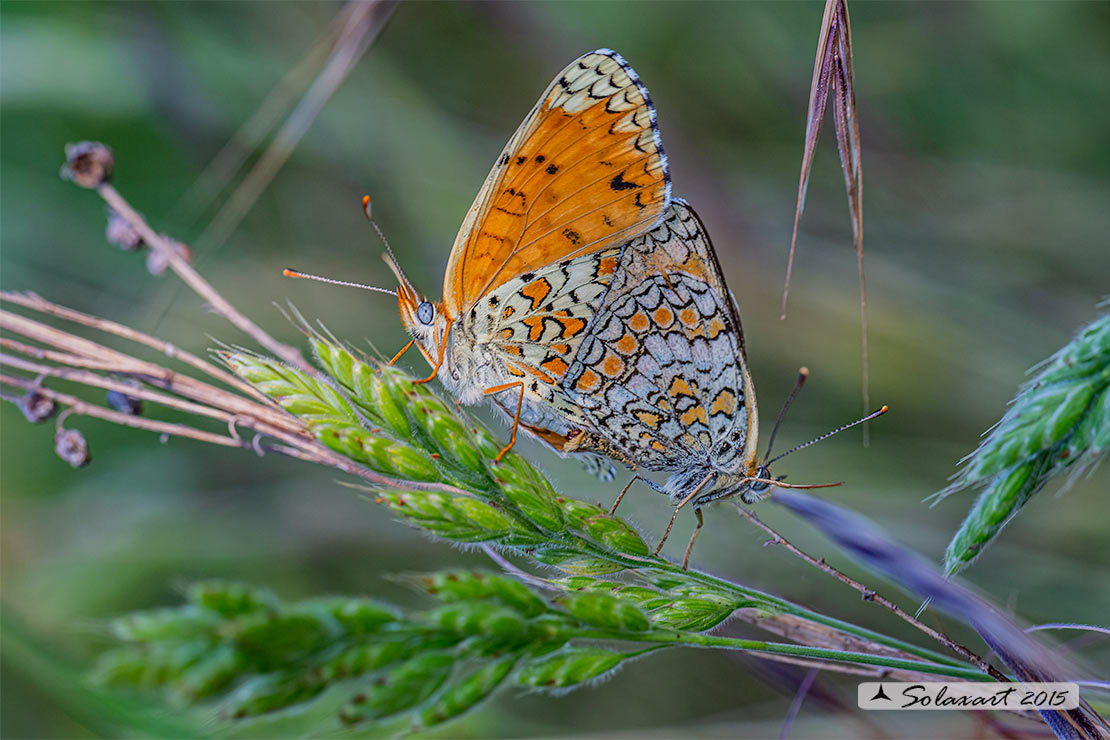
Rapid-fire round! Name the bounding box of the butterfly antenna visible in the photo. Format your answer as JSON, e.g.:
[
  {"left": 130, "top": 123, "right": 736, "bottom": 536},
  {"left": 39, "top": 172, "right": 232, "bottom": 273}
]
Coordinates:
[
  {"left": 281, "top": 268, "right": 396, "bottom": 297},
  {"left": 767, "top": 405, "right": 889, "bottom": 465},
  {"left": 362, "top": 194, "right": 402, "bottom": 268},
  {"left": 763, "top": 366, "right": 809, "bottom": 460}
]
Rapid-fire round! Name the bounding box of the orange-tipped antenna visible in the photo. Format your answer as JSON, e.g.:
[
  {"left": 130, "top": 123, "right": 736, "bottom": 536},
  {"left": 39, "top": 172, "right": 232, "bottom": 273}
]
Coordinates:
[
  {"left": 767, "top": 405, "right": 889, "bottom": 466},
  {"left": 282, "top": 268, "right": 396, "bottom": 297},
  {"left": 763, "top": 366, "right": 809, "bottom": 460},
  {"left": 362, "top": 194, "right": 402, "bottom": 268}
]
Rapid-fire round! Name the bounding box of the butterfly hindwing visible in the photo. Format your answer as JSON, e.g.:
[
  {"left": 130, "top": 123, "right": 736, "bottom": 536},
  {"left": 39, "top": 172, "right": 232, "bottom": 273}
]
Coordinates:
[
  {"left": 443, "top": 49, "right": 671, "bottom": 318},
  {"left": 475, "top": 248, "right": 620, "bottom": 391},
  {"left": 561, "top": 200, "right": 758, "bottom": 474}
]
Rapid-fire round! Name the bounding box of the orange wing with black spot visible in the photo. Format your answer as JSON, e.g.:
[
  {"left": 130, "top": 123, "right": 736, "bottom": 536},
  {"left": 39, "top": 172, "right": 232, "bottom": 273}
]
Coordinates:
[{"left": 442, "top": 49, "right": 670, "bottom": 319}]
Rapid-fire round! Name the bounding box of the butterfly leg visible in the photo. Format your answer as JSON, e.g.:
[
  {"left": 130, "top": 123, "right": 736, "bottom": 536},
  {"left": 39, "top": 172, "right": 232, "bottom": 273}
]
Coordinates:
[
  {"left": 483, "top": 381, "right": 525, "bottom": 462},
  {"left": 681, "top": 508, "right": 705, "bottom": 571},
  {"left": 388, "top": 338, "right": 415, "bottom": 366},
  {"left": 610, "top": 475, "right": 643, "bottom": 515},
  {"left": 610, "top": 475, "right": 665, "bottom": 515},
  {"left": 414, "top": 323, "right": 451, "bottom": 384},
  {"left": 653, "top": 472, "right": 715, "bottom": 557}
]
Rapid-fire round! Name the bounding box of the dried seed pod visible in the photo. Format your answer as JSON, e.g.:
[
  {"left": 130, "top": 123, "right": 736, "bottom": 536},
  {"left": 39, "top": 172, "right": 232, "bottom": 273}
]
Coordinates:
[
  {"left": 19, "top": 389, "right": 56, "bottom": 423},
  {"left": 55, "top": 427, "right": 91, "bottom": 468},
  {"left": 106, "top": 208, "right": 143, "bottom": 251},
  {"left": 106, "top": 388, "right": 143, "bottom": 416},
  {"left": 146, "top": 238, "right": 192, "bottom": 275},
  {"left": 61, "top": 141, "right": 114, "bottom": 187}
]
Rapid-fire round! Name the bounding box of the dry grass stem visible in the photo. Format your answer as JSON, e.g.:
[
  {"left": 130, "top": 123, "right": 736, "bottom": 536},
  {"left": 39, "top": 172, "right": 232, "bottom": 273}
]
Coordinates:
[
  {"left": 0, "top": 290, "right": 261, "bottom": 400},
  {"left": 781, "top": 0, "right": 870, "bottom": 438},
  {"left": 735, "top": 505, "right": 1008, "bottom": 682},
  {"left": 94, "top": 182, "right": 311, "bottom": 372},
  {"left": 196, "top": 0, "right": 397, "bottom": 252},
  {"left": 0, "top": 373, "right": 240, "bottom": 448}
]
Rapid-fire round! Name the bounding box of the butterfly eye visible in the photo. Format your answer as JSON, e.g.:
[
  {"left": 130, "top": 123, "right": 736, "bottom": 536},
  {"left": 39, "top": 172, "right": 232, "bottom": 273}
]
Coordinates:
[{"left": 416, "top": 301, "right": 435, "bottom": 326}]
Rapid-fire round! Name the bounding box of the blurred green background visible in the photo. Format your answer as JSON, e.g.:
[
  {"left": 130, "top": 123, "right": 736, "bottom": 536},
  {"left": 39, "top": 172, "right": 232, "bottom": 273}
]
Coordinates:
[{"left": 2, "top": 1, "right": 1107, "bottom": 737}]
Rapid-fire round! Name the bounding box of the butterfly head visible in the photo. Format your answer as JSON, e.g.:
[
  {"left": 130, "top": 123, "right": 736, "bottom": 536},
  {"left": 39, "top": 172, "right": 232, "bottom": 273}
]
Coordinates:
[{"left": 383, "top": 253, "right": 447, "bottom": 368}]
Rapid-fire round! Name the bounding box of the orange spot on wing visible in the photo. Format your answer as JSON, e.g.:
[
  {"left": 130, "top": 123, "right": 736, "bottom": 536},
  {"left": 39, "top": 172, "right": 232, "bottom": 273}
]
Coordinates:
[
  {"left": 629, "top": 312, "right": 650, "bottom": 332},
  {"left": 520, "top": 363, "right": 557, "bottom": 384},
  {"left": 541, "top": 356, "right": 569, "bottom": 377},
  {"left": 653, "top": 306, "right": 674, "bottom": 328},
  {"left": 559, "top": 317, "right": 586, "bottom": 338},
  {"left": 706, "top": 316, "right": 726, "bottom": 339},
  {"left": 615, "top": 333, "right": 638, "bottom": 355},
  {"left": 680, "top": 406, "right": 708, "bottom": 426},
  {"left": 600, "top": 351, "right": 625, "bottom": 378},
  {"left": 551, "top": 342, "right": 571, "bottom": 355},
  {"left": 502, "top": 305, "right": 516, "bottom": 320},
  {"left": 635, "top": 410, "right": 661, "bottom": 429},
  {"left": 520, "top": 278, "right": 552, "bottom": 310},
  {"left": 598, "top": 255, "right": 618, "bottom": 276},
  {"left": 500, "top": 344, "right": 524, "bottom": 357},
  {"left": 498, "top": 328, "right": 514, "bottom": 340},
  {"left": 668, "top": 377, "right": 695, "bottom": 399},
  {"left": 523, "top": 316, "right": 545, "bottom": 341},
  {"left": 679, "top": 308, "right": 698, "bottom": 328},
  {"left": 575, "top": 368, "right": 601, "bottom": 392},
  {"left": 710, "top": 389, "right": 736, "bottom": 417}
]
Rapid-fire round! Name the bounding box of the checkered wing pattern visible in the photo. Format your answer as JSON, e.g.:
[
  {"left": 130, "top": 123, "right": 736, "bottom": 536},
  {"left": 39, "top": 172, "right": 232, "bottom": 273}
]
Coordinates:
[
  {"left": 476, "top": 250, "right": 618, "bottom": 383},
  {"left": 562, "top": 200, "right": 759, "bottom": 477}
]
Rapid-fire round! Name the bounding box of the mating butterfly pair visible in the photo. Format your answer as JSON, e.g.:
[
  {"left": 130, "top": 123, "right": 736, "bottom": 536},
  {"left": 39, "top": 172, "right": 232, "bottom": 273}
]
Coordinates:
[{"left": 380, "top": 49, "right": 781, "bottom": 566}]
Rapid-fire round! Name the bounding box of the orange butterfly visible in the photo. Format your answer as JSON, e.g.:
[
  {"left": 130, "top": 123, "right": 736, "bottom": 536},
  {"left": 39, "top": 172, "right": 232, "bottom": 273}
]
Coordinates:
[{"left": 385, "top": 49, "right": 670, "bottom": 462}]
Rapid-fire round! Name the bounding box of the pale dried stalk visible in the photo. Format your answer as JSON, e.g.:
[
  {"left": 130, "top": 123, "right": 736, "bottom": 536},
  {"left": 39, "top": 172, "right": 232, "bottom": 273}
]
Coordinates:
[
  {"left": 198, "top": 0, "right": 397, "bottom": 251},
  {"left": 94, "top": 182, "right": 311, "bottom": 372},
  {"left": 736, "top": 505, "right": 1008, "bottom": 682},
  {"left": 1, "top": 374, "right": 240, "bottom": 448},
  {"left": 0, "top": 351, "right": 234, "bottom": 424},
  {"left": 0, "top": 309, "right": 303, "bottom": 435},
  {"left": 1, "top": 289, "right": 268, "bottom": 403},
  {"left": 172, "top": 1, "right": 365, "bottom": 221},
  {"left": 1, "top": 296, "right": 485, "bottom": 496}
]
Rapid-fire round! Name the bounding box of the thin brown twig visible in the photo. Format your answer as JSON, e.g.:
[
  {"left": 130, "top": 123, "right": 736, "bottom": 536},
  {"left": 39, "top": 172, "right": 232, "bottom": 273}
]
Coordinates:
[
  {"left": 0, "top": 337, "right": 137, "bottom": 374},
  {"left": 735, "top": 504, "right": 1009, "bottom": 682},
  {"left": 1, "top": 289, "right": 270, "bottom": 404},
  {"left": 0, "top": 352, "right": 235, "bottom": 423},
  {"left": 196, "top": 0, "right": 396, "bottom": 252},
  {"left": 738, "top": 649, "right": 939, "bottom": 683},
  {"left": 0, "top": 308, "right": 305, "bottom": 436},
  {"left": 1, "top": 374, "right": 241, "bottom": 449},
  {"left": 93, "top": 182, "right": 311, "bottom": 372}
]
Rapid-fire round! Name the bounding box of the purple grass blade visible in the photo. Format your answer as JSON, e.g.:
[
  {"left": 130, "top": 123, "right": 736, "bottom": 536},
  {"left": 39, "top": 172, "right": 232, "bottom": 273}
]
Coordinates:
[{"left": 771, "top": 489, "right": 1108, "bottom": 740}]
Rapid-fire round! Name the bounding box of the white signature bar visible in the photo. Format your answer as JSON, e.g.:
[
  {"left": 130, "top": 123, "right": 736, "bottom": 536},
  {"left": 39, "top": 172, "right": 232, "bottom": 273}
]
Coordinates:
[{"left": 858, "top": 682, "right": 1080, "bottom": 711}]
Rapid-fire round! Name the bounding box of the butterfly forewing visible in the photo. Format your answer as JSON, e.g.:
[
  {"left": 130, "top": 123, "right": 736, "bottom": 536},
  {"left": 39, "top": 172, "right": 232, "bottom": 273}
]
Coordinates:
[{"left": 443, "top": 49, "right": 670, "bottom": 318}]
